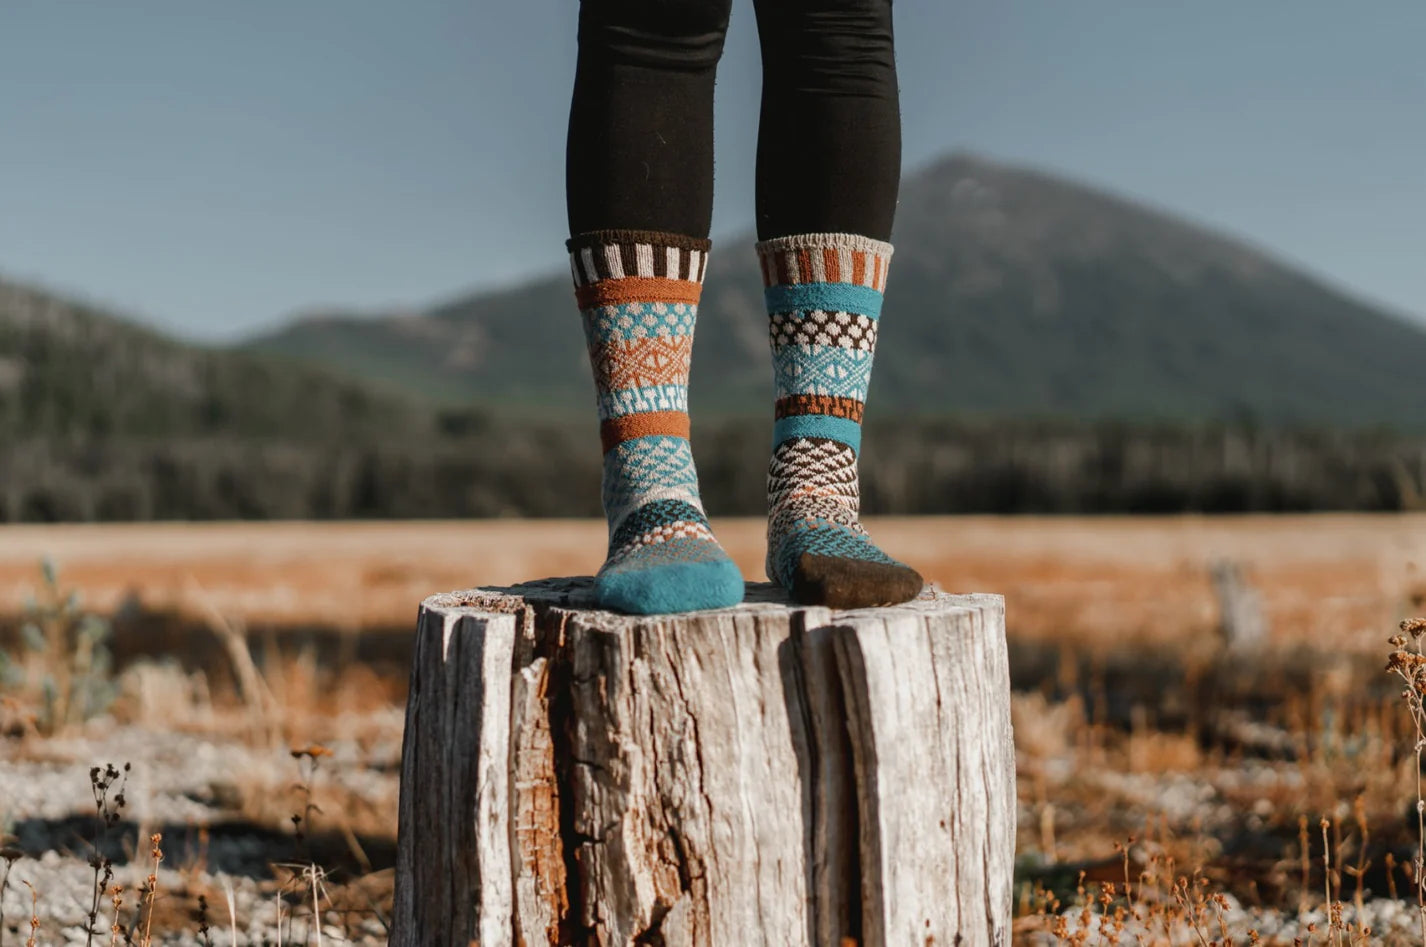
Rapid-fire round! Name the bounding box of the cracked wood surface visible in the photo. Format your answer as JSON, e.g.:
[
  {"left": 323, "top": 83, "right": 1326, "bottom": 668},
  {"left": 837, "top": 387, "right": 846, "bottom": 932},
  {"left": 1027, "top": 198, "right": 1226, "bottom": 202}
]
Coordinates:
[{"left": 391, "top": 578, "right": 1014, "bottom": 946}]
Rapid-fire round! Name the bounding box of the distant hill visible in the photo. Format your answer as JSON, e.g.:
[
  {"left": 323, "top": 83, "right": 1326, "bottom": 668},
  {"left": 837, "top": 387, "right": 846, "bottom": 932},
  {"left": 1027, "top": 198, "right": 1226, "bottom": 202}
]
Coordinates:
[
  {"left": 0, "top": 277, "right": 429, "bottom": 440},
  {"left": 3, "top": 260, "right": 1426, "bottom": 521},
  {"left": 246, "top": 152, "right": 1426, "bottom": 429}
]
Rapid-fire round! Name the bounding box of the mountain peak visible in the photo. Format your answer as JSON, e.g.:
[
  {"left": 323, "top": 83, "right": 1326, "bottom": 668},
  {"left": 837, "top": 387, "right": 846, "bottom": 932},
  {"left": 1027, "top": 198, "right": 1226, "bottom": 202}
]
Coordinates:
[{"left": 244, "top": 152, "right": 1426, "bottom": 429}]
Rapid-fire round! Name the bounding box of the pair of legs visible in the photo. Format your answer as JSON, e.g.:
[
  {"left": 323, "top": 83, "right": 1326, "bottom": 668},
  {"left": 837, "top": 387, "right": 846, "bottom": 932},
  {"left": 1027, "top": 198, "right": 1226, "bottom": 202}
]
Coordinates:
[
  {"left": 566, "top": 0, "right": 922, "bottom": 613},
  {"left": 567, "top": 0, "right": 901, "bottom": 242}
]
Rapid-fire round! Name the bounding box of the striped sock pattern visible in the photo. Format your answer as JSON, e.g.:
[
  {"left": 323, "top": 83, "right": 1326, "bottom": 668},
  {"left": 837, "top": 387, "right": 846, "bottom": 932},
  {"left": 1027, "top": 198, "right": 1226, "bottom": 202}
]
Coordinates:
[
  {"left": 758, "top": 232, "right": 924, "bottom": 608},
  {"left": 570, "top": 229, "right": 743, "bottom": 615}
]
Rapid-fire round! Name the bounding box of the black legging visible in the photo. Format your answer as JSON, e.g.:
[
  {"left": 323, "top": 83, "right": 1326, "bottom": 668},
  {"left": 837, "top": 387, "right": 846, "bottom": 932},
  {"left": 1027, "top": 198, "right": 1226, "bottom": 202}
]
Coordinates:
[{"left": 566, "top": 0, "right": 900, "bottom": 243}]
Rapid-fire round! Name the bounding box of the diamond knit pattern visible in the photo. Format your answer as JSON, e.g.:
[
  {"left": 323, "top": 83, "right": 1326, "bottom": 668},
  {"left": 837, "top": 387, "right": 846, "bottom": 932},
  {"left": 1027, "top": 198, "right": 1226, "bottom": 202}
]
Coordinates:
[
  {"left": 773, "top": 346, "right": 874, "bottom": 402},
  {"left": 601, "top": 435, "right": 700, "bottom": 529},
  {"left": 765, "top": 437, "right": 896, "bottom": 584},
  {"left": 570, "top": 230, "right": 743, "bottom": 615},
  {"left": 758, "top": 232, "right": 923, "bottom": 608}
]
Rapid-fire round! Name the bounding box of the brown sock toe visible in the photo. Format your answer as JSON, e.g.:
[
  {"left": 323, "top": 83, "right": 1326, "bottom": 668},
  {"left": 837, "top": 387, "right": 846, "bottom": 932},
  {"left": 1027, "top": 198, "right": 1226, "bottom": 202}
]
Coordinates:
[{"left": 789, "top": 553, "right": 924, "bottom": 609}]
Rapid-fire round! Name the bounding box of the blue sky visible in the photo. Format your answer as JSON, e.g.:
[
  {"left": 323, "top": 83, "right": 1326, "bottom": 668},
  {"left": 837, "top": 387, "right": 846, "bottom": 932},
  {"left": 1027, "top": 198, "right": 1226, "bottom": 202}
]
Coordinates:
[{"left": 1, "top": 1, "right": 1423, "bottom": 340}]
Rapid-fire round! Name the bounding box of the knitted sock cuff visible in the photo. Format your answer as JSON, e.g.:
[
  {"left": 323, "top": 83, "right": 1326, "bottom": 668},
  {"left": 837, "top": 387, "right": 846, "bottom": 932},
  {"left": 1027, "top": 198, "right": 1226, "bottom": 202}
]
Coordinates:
[
  {"left": 755, "top": 232, "right": 893, "bottom": 290},
  {"left": 568, "top": 230, "right": 713, "bottom": 286}
]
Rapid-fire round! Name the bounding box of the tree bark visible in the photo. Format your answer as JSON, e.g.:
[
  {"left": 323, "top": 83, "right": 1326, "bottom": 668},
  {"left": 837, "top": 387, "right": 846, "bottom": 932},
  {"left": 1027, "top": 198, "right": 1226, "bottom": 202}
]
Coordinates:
[{"left": 392, "top": 578, "right": 1014, "bottom": 946}]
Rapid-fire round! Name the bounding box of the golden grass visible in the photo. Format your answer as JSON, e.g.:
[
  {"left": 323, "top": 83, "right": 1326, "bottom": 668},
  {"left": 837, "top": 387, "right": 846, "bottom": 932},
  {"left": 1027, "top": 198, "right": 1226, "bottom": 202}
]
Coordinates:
[{"left": 1, "top": 515, "right": 1422, "bottom": 652}]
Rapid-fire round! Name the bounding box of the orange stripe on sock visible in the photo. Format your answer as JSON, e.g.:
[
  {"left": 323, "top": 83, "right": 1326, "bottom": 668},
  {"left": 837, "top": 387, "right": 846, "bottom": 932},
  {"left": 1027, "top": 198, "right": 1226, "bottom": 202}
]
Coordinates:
[
  {"left": 822, "top": 247, "right": 841, "bottom": 284},
  {"left": 600, "top": 411, "right": 691, "bottom": 452},
  {"left": 575, "top": 277, "right": 702, "bottom": 309},
  {"left": 851, "top": 251, "right": 866, "bottom": 287}
]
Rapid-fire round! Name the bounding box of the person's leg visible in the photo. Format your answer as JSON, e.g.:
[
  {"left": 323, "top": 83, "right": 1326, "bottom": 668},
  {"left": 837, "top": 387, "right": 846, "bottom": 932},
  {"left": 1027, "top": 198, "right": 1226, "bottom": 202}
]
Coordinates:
[
  {"left": 567, "top": 0, "right": 729, "bottom": 235},
  {"left": 751, "top": 0, "right": 901, "bottom": 242},
  {"left": 752, "top": 0, "right": 923, "bottom": 607},
  {"left": 566, "top": 0, "right": 743, "bottom": 614}
]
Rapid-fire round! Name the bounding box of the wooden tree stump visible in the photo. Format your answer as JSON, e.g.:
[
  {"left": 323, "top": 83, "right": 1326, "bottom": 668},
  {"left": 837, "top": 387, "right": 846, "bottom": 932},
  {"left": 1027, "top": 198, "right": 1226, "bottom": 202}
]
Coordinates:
[{"left": 392, "top": 578, "right": 1015, "bottom": 947}]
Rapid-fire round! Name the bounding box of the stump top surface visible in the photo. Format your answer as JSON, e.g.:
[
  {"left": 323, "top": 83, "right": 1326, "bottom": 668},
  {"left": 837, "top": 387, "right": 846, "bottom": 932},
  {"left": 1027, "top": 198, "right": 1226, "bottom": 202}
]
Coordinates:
[{"left": 421, "top": 577, "right": 1000, "bottom": 627}]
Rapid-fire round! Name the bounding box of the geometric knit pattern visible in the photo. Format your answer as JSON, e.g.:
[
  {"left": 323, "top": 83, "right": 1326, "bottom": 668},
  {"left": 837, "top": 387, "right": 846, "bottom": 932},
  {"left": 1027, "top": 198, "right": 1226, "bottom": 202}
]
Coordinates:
[
  {"left": 569, "top": 229, "right": 743, "bottom": 615},
  {"left": 757, "top": 232, "right": 923, "bottom": 608}
]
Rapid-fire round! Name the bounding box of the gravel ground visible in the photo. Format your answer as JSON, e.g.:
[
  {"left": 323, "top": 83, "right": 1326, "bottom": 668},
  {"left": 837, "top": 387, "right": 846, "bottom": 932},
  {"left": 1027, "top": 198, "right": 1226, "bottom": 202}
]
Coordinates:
[
  {"left": 1, "top": 851, "right": 389, "bottom": 946},
  {"left": 1026, "top": 892, "right": 1426, "bottom": 945},
  {"left": 2, "top": 720, "right": 401, "bottom": 825},
  {"left": 1, "top": 719, "right": 399, "bottom": 946}
]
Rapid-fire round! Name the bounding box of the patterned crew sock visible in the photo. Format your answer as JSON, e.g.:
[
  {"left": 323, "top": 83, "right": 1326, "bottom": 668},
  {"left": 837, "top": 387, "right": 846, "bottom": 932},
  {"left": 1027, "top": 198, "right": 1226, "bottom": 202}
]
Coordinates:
[
  {"left": 569, "top": 229, "right": 744, "bottom": 615},
  {"left": 757, "top": 232, "right": 924, "bottom": 608}
]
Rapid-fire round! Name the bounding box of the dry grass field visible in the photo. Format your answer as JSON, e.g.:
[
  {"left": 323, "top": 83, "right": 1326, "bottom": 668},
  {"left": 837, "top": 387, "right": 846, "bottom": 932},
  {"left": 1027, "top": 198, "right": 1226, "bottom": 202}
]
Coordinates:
[
  {"left": 2, "top": 514, "right": 1425, "bottom": 944},
  {"left": 1, "top": 514, "right": 1422, "bottom": 647}
]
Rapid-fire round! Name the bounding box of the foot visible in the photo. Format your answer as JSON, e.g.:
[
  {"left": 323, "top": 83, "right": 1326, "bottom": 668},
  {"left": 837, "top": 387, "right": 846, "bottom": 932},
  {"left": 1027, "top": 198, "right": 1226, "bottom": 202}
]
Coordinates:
[
  {"left": 766, "top": 436, "right": 923, "bottom": 609},
  {"left": 596, "top": 499, "right": 745, "bottom": 615}
]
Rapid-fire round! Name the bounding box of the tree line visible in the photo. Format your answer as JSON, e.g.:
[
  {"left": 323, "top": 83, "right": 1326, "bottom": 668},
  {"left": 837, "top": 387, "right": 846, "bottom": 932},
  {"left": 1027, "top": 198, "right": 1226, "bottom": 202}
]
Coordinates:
[{"left": 4, "top": 417, "right": 1423, "bottom": 522}]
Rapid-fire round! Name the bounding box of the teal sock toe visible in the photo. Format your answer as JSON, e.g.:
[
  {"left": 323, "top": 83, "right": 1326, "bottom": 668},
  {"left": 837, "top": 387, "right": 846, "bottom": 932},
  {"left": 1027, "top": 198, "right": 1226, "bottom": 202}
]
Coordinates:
[
  {"left": 595, "top": 554, "right": 745, "bottom": 615},
  {"left": 594, "top": 502, "right": 745, "bottom": 614}
]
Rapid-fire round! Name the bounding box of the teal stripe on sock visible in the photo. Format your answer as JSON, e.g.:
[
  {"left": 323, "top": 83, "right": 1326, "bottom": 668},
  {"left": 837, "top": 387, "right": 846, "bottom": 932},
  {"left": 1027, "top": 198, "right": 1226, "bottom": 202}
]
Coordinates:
[
  {"left": 773, "top": 415, "right": 862, "bottom": 453},
  {"left": 763, "top": 283, "right": 884, "bottom": 320}
]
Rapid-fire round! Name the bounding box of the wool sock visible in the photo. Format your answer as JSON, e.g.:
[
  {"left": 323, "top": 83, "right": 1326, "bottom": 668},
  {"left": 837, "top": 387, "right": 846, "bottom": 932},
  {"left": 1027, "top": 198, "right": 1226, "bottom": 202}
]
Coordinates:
[
  {"left": 569, "top": 229, "right": 744, "bottom": 615},
  {"left": 757, "top": 232, "right": 924, "bottom": 608}
]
